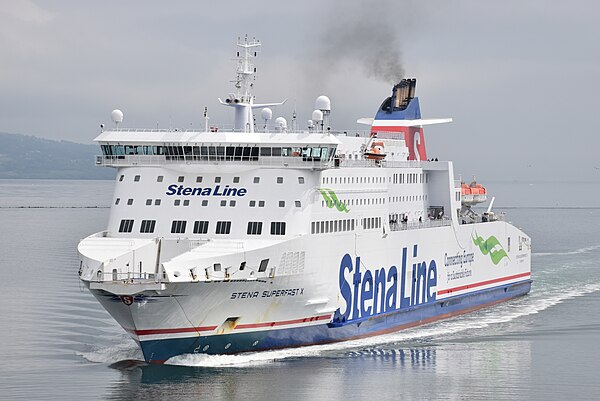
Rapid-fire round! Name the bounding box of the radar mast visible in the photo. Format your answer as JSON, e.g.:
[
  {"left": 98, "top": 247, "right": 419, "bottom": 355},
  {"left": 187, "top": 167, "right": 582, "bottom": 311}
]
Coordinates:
[{"left": 218, "top": 35, "right": 285, "bottom": 133}]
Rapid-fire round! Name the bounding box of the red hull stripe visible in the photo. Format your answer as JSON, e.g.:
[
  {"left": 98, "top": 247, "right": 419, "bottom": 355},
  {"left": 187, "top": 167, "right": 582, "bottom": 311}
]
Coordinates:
[
  {"left": 235, "top": 314, "right": 331, "bottom": 330},
  {"left": 437, "top": 272, "right": 531, "bottom": 296},
  {"left": 132, "top": 314, "right": 331, "bottom": 337},
  {"left": 133, "top": 326, "right": 218, "bottom": 336}
]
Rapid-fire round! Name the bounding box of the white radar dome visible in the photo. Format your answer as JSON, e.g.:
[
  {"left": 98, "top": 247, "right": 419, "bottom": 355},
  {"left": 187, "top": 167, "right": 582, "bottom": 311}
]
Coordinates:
[
  {"left": 315, "top": 95, "right": 331, "bottom": 111},
  {"left": 111, "top": 109, "right": 124, "bottom": 124},
  {"left": 312, "top": 109, "right": 324, "bottom": 122},
  {"left": 261, "top": 107, "right": 273, "bottom": 121},
  {"left": 275, "top": 116, "right": 287, "bottom": 128}
]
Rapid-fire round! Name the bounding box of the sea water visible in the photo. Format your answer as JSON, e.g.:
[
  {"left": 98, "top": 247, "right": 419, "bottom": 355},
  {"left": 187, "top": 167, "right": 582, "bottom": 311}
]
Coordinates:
[{"left": 0, "top": 179, "right": 598, "bottom": 400}]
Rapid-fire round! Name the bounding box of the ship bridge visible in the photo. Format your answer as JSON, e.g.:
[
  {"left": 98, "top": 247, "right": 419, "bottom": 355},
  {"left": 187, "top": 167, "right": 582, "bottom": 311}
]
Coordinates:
[{"left": 94, "top": 130, "right": 340, "bottom": 170}]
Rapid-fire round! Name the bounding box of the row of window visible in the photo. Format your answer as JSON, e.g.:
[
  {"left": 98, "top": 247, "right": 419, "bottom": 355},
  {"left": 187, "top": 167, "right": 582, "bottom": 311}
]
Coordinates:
[
  {"left": 392, "top": 173, "right": 427, "bottom": 185},
  {"left": 323, "top": 176, "right": 385, "bottom": 185},
  {"left": 311, "top": 219, "right": 355, "bottom": 234},
  {"left": 119, "top": 174, "right": 306, "bottom": 185},
  {"left": 321, "top": 197, "right": 386, "bottom": 208},
  {"left": 322, "top": 173, "right": 429, "bottom": 186},
  {"left": 103, "top": 144, "right": 335, "bottom": 162},
  {"left": 309, "top": 217, "right": 382, "bottom": 234},
  {"left": 389, "top": 195, "right": 427, "bottom": 202},
  {"left": 115, "top": 198, "right": 300, "bottom": 208},
  {"left": 118, "top": 219, "right": 287, "bottom": 236}
]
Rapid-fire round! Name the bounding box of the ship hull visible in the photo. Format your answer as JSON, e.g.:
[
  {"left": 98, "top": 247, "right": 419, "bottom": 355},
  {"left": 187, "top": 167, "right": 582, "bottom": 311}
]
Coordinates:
[
  {"left": 86, "top": 220, "right": 531, "bottom": 363},
  {"left": 136, "top": 280, "right": 531, "bottom": 363}
]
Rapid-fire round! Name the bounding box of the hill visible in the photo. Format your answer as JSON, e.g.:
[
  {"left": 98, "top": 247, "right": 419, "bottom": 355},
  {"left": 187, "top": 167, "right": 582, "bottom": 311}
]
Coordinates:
[{"left": 0, "top": 132, "right": 115, "bottom": 180}]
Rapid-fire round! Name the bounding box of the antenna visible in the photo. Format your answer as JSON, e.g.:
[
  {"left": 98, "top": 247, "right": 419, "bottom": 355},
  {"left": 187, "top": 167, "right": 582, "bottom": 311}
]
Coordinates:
[
  {"left": 218, "top": 36, "right": 286, "bottom": 133},
  {"left": 204, "top": 107, "right": 209, "bottom": 132},
  {"left": 111, "top": 109, "right": 123, "bottom": 130}
]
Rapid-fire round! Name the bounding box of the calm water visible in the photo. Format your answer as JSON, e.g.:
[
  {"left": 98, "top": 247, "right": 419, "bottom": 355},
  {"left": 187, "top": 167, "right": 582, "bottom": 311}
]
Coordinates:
[{"left": 0, "top": 179, "right": 599, "bottom": 401}]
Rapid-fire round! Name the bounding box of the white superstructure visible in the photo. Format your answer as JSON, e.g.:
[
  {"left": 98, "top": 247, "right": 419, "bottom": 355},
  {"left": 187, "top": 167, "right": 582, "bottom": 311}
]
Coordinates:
[{"left": 78, "top": 38, "right": 532, "bottom": 363}]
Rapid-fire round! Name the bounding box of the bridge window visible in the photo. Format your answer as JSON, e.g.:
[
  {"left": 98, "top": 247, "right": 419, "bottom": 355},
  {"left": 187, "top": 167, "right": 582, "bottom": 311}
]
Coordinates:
[
  {"left": 277, "top": 177, "right": 283, "bottom": 184},
  {"left": 193, "top": 220, "right": 209, "bottom": 234},
  {"left": 216, "top": 221, "right": 231, "bottom": 235},
  {"left": 233, "top": 176, "right": 240, "bottom": 183},
  {"left": 171, "top": 220, "right": 186, "bottom": 234},
  {"left": 183, "top": 200, "right": 190, "bottom": 206},
  {"left": 270, "top": 222, "right": 286, "bottom": 235},
  {"left": 127, "top": 199, "right": 134, "bottom": 206},
  {"left": 298, "top": 177, "right": 305, "bottom": 184},
  {"left": 154, "top": 199, "right": 161, "bottom": 206},
  {"left": 253, "top": 177, "right": 260, "bottom": 183},
  {"left": 229, "top": 200, "right": 236, "bottom": 207},
  {"left": 140, "top": 220, "right": 156, "bottom": 233},
  {"left": 247, "top": 221, "right": 262, "bottom": 235},
  {"left": 201, "top": 200, "right": 208, "bottom": 207},
  {"left": 215, "top": 176, "right": 221, "bottom": 183},
  {"left": 279, "top": 201, "right": 285, "bottom": 207},
  {"left": 249, "top": 200, "right": 256, "bottom": 207},
  {"left": 220, "top": 200, "right": 226, "bottom": 207},
  {"left": 134, "top": 175, "right": 140, "bottom": 182},
  {"left": 145, "top": 199, "right": 152, "bottom": 206},
  {"left": 119, "top": 175, "right": 124, "bottom": 182},
  {"left": 119, "top": 219, "right": 134, "bottom": 233},
  {"left": 174, "top": 199, "right": 181, "bottom": 206},
  {"left": 295, "top": 201, "right": 301, "bottom": 207},
  {"left": 115, "top": 198, "right": 120, "bottom": 205},
  {"left": 196, "top": 176, "right": 203, "bottom": 183},
  {"left": 258, "top": 201, "right": 265, "bottom": 207},
  {"left": 157, "top": 176, "right": 163, "bottom": 182},
  {"left": 178, "top": 176, "right": 184, "bottom": 183}
]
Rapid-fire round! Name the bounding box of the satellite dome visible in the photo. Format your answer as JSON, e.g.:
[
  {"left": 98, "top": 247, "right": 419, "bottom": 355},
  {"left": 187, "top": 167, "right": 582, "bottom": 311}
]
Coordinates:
[
  {"left": 111, "top": 109, "right": 124, "bottom": 124},
  {"left": 315, "top": 95, "right": 331, "bottom": 111},
  {"left": 275, "top": 116, "right": 287, "bottom": 128},
  {"left": 312, "top": 109, "right": 324, "bottom": 122},
  {"left": 261, "top": 107, "right": 273, "bottom": 121}
]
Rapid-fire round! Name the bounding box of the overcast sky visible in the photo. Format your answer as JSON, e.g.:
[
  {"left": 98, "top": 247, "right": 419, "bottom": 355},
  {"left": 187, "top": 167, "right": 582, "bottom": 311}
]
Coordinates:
[{"left": 1, "top": 0, "right": 599, "bottom": 182}]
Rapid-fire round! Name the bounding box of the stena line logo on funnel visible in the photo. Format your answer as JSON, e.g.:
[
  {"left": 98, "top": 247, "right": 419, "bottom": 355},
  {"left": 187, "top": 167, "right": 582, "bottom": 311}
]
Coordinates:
[{"left": 335, "top": 245, "right": 437, "bottom": 323}]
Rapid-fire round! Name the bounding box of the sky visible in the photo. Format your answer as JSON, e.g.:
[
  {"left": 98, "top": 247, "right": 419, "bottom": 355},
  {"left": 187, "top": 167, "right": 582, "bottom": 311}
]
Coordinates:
[{"left": 1, "top": 0, "right": 599, "bottom": 182}]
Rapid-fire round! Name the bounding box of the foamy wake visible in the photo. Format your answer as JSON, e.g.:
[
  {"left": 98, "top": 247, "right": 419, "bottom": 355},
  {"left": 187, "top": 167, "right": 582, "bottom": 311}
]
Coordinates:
[
  {"left": 534, "top": 244, "right": 600, "bottom": 257},
  {"left": 78, "top": 339, "right": 143, "bottom": 364}
]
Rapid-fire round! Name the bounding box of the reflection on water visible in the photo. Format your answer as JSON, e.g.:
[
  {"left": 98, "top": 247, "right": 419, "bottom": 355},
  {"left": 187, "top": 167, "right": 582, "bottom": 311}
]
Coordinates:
[{"left": 104, "top": 341, "right": 532, "bottom": 401}]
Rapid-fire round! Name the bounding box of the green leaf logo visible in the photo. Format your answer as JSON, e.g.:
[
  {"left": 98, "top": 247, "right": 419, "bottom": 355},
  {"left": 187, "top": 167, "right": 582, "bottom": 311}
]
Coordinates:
[
  {"left": 319, "top": 188, "right": 350, "bottom": 213},
  {"left": 472, "top": 233, "right": 509, "bottom": 265}
]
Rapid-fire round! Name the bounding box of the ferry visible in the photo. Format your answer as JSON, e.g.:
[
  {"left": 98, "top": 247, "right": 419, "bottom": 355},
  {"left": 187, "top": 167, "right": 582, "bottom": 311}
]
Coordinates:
[{"left": 77, "top": 37, "right": 532, "bottom": 363}]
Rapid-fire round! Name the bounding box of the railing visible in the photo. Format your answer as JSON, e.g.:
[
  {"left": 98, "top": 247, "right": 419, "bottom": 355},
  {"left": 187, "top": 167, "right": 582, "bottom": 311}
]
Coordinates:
[
  {"left": 94, "top": 270, "right": 157, "bottom": 283},
  {"left": 96, "top": 154, "right": 334, "bottom": 169},
  {"left": 389, "top": 217, "right": 453, "bottom": 232}
]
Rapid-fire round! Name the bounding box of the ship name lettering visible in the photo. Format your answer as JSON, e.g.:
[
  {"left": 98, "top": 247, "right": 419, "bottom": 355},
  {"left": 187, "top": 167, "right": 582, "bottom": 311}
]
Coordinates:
[
  {"left": 166, "top": 184, "right": 247, "bottom": 197},
  {"left": 336, "top": 245, "right": 437, "bottom": 322},
  {"left": 230, "top": 291, "right": 260, "bottom": 300}
]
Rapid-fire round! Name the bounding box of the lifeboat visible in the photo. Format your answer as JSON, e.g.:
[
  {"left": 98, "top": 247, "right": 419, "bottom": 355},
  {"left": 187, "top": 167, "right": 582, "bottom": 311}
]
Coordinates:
[
  {"left": 364, "top": 141, "right": 387, "bottom": 161},
  {"left": 461, "top": 180, "right": 488, "bottom": 206}
]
